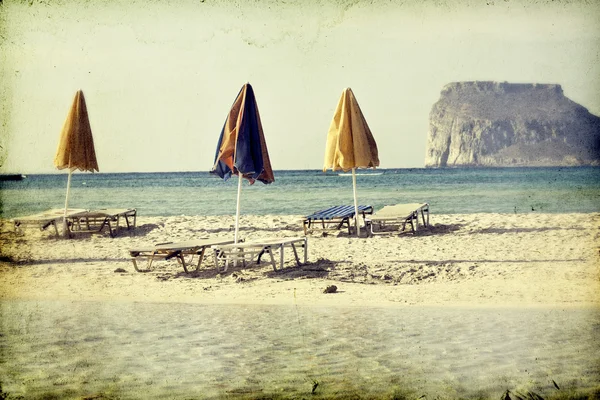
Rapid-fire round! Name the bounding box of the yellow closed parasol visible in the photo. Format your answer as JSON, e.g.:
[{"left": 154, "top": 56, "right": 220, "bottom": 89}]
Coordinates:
[
  {"left": 54, "top": 90, "right": 98, "bottom": 237},
  {"left": 323, "top": 87, "right": 379, "bottom": 236}
]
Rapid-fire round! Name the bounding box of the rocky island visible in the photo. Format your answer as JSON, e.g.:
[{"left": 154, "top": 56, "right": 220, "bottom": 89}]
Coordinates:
[{"left": 425, "top": 81, "right": 600, "bottom": 167}]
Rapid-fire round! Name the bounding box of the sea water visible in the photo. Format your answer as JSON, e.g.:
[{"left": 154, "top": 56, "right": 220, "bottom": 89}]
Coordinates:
[{"left": 1, "top": 167, "right": 599, "bottom": 218}]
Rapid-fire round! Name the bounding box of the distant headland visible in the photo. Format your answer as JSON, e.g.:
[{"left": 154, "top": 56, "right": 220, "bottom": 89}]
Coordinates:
[{"left": 425, "top": 81, "right": 600, "bottom": 167}]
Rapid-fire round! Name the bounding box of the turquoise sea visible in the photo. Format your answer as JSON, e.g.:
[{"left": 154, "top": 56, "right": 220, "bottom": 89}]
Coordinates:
[{"left": 1, "top": 167, "right": 599, "bottom": 218}]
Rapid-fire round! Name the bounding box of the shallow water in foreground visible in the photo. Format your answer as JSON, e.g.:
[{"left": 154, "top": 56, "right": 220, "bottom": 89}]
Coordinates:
[{"left": 0, "top": 300, "right": 599, "bottom": 399}]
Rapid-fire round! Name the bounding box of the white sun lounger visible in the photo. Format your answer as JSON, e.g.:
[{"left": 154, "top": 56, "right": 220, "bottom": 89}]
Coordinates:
[
  {"left": 129, "top": 238, "right": 235, "bottom": 273},
  {"left": 13, "top": 208, "right": 88, "bottom": 237},
  {"left": 67, "top": 208, "right": 137, "bottom": 237},
  {"left": 212, "top": 237, "right": 308, "bottom": 273},
  {"left": 365, "top": 203, "right": 430, "bottom": 235}
]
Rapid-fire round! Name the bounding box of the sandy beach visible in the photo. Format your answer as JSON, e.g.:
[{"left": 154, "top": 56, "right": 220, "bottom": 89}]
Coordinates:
[
  {"left": 1, "top": 213, "right": 599, "bottom": 399},
  {"left": 1, "top": 213, "right": 599, "bottom": 307}
]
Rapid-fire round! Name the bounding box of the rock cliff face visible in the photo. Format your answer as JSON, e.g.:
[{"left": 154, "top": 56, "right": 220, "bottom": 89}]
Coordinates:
[{"left": 425, "top": 81, "right": 600, "bottom": 167}]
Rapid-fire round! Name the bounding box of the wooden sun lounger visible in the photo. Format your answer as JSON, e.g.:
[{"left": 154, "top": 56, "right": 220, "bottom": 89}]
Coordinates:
[
  {"left": 365, "top": 203, "right": 430, "bottom": 235},
  {"left": 13, "top": 208, "right": 88, "bottom": 237},
  {"left": 302, "top": 205, "right": 374, "bottom": 235},
  {"left": 212, "top": 237, "right": 308, "bottom": 273},
  {"left": 129, "top": 238, "right": 235, "bottom": 273},
  {"left": 67, "top": 208, "right": 137, "bottom": 237}
]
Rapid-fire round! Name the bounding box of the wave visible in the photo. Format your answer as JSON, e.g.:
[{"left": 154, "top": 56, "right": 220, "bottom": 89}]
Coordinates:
[{"left": 337, "top": 173, "right": 383, "bottom": 176}]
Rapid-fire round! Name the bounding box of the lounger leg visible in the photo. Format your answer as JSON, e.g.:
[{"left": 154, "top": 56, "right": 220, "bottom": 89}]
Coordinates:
[
  {"left": 360, "top": 211, "right": 367, "bottom": 231},
  {"left": 366, "top": 219, "right": 376, "bottom": 237},
  {"left": 216, "top": 249, "right": 231, "bottom": 273},
  {"left": 213, "top": 249, "right": 219, "bottom": 269},
  {"left": 132, "top": 258, "right": 141, "bottom": 272},
  {"left": 303, "top": 237, "right": 308, "bottom": 264},
  {"left": 291, "top": 243, "right": 300, "bottom": 266},
  {"left": 257, "top": 249, "right": 266, "bottom": 264},
  {"left": 400, "top": 219, "right": 408, "bottom": 233},
  {"left": 124, "top": 212, "right": 136, "bottom": 230},
  {"left": 213, "top": 249, "right": 224, "bottom": 273},
  {"left": 267, "top": 246, "right": 277, "bottom": 271},
  {"left": 412, "top": 213, "right": 418, "bottom": 232},
  {"left": 280, "top": 244, "right": 285, "bottom": 269},
  {"left": 65, "top": 220, "right": 73, "bottom": 239},
  {"left": 195, "top": 247, "right": 206, "bottom": 271},
  {"left": 214, "top": 249, "right": 226, "bottom": 273},
  {"left": 108, "top": 221, "right": 116, "bottom": 238},
  {"left": 180, "top": 254, "right": 189, "bottom": 273}
]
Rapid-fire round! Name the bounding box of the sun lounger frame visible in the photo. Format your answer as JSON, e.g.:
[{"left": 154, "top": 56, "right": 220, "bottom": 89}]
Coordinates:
[
  {"left": 212, "top": 237, "right": 308, "bottom": 273},
  {"left": 129, "top": 238, "right": 235, "bottom": 273},
  {"left": 13, "top": 208, "right": 88, "bottom": 237},
  {"left": 303, "top": 205, "right": 373, "bottom": 235},
  {"left": 67, "top": 208, "right": 137, "bottom": 237},
  {"left": 365, "top": 203, "right": 429, "bottom": 235}
]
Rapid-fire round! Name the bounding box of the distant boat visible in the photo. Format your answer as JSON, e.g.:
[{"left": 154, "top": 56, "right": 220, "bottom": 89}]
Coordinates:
[
  {"left": 0, "top": 174, "right": 25, "bottom": 181},
  {"left": 338, "top": 172, "right": 383, "bottom": 176}
]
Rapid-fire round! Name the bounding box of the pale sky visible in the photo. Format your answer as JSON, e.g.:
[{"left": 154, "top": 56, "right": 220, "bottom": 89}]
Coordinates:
[{"left": 1, "top": 0, "right": 599, "bottom": 173}]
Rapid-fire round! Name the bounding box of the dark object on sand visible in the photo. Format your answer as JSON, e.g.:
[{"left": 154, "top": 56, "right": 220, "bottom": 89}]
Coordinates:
[
  {"left": 323, "top": 285, "right": 337, "bottom": 294},
  {"left": 114, "top": 268, "right": 127, "bottom": 273},
  {"left": 312, "top": 380, "right": 319, "bottom": 393}
]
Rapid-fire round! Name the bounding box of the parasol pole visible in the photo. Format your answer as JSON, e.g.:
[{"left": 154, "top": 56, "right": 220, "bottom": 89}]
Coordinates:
[
  {"left": 234, "top": 172, "right": 243, "bottom": 244},
  {"left": 352, "top": 167, "right": 360, "bottom": 237},
  {"left": 62, "top": 156, "right": 73, "bottom": 238}
]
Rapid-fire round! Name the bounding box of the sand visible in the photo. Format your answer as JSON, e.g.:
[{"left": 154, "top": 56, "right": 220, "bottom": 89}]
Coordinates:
[
  {"left": 1, "top": 213, "right": 600, "bottom": 399},
  {"left": 1, "top": 212, "right": 599, "bottom": 307}
]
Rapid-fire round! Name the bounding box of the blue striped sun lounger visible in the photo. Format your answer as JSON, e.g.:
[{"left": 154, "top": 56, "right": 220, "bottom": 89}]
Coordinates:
[{"left": 303, "top": 205, "right": 374, "bottom": 235}]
